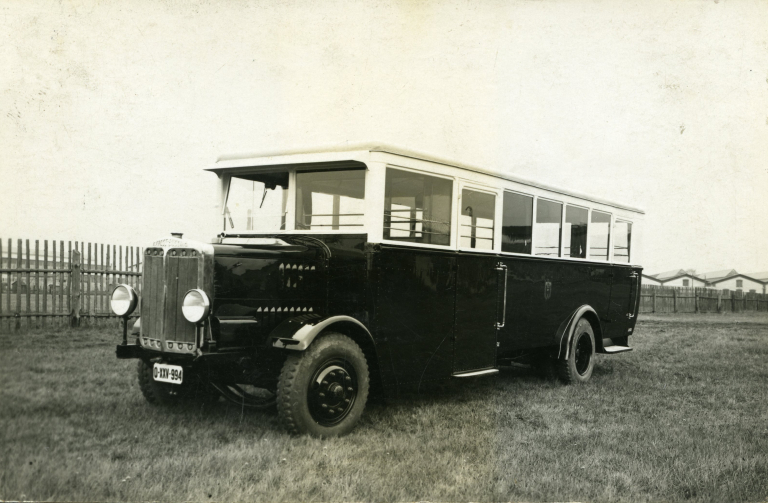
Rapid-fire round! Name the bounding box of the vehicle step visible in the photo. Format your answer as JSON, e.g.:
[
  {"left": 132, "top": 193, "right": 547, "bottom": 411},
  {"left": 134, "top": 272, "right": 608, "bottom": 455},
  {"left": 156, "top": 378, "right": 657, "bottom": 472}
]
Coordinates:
[
  {"left": 452, "top": 369, "right": 500, "bottom": 378},
  {"left": 601, "top": 345, "right": 634, "bottom": 354}
]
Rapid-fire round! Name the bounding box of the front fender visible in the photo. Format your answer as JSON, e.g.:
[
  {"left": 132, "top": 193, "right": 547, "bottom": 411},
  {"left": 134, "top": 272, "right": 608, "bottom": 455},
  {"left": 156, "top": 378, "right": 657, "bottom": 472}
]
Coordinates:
[
  {"left": 267, "top": 314, "right": 373, "bottom": 351},
  {"left": 556, "top": 305, "right": 601, "bottom": 360}
]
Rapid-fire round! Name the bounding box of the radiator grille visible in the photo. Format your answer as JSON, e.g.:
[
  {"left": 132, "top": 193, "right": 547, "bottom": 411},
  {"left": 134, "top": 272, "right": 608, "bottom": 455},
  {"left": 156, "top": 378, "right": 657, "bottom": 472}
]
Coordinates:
[{"left": 141, "top": 248, "right": 200, "bottom": 351}]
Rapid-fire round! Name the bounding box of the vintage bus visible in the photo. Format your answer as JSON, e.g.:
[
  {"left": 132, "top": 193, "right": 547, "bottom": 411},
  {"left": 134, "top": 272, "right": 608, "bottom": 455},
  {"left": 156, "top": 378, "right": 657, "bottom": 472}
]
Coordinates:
[{"left": 111, "top": 143, "right": 643, "bottom": 436}]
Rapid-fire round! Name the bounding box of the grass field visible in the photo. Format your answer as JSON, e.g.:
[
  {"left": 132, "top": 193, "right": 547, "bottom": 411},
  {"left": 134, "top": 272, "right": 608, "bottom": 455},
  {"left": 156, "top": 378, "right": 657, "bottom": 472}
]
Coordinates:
[{"left": 1, "top": 313, "right": 767, "bottom": 502}]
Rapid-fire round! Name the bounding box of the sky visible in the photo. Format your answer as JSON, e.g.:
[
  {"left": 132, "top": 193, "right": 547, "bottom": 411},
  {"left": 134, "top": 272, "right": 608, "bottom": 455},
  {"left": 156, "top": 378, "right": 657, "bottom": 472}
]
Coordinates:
[{"left": 1, "top": 0, "right": 767, "bottom": 275}]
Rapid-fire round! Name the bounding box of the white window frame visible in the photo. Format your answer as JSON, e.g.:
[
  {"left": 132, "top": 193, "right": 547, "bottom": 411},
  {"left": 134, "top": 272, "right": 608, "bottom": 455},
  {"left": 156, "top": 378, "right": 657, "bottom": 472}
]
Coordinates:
[
  {"left": 586, "top": 208, "right": 612, "bottom": 262},
  {"left": 456, "top": 181, "right": 501, "bottom": 253},
  {"left": 499, "top": 189, "right": 535, "bottom": 257},
  {"left": 613, "top": 218, "right": 633, "bottom": 264},
  {"left": 533, "top": 197, "right": 564, "bottom": 259},
  {"left": 563, "top": 203, "right": 590, "bottom": 260},
  {"left": 380, "top": 164, "right": 457, "bottom": 251}
]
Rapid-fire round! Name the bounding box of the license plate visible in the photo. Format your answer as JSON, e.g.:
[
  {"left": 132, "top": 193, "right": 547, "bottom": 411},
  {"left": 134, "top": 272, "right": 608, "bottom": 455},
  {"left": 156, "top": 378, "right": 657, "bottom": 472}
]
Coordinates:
[{"left": 153, "top": 363, "right": 183, "bottom": 385}]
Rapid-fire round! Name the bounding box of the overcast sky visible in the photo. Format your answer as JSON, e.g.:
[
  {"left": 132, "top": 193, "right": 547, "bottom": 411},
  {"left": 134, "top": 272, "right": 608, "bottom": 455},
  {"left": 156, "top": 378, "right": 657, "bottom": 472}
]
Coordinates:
[{"left": 2, "top": 0, "right": 767, "bottom": 275}]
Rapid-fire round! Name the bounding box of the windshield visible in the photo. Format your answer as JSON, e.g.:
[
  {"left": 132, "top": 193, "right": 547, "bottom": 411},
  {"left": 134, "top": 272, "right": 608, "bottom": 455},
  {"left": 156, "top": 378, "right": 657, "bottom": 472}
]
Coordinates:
[{"left": 224, "top": 173, "right": 288, "bottom": 232}]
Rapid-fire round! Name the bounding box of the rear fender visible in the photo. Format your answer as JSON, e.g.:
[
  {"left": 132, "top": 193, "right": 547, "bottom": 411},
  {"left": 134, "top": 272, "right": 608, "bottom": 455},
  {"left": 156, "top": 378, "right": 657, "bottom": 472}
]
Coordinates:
[
  {"left": 556, "top": 305, "right": 603, "bottom": 360},
  {"left": 267, "top": 314, "right": 373, "bottom": 351}
]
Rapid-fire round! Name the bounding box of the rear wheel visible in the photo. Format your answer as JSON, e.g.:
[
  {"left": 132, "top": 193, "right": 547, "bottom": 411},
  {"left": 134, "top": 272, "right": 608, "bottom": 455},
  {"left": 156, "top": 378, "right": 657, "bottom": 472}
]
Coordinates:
[
  {"left": 557, "top": 318, "right": 595, "bottom": 384},
  {"left": 277, "top": 332, "right": 369, "bottom": 437}
]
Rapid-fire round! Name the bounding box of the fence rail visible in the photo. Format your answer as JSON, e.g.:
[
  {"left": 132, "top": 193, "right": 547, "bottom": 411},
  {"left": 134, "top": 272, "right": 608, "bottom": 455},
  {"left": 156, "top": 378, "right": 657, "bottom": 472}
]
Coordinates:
[
  {"left": 639, "top": 285, "right": 768, "bottom": 314},
  {"left": 1, "top": 238, "right": 143, "bottom": 332}
]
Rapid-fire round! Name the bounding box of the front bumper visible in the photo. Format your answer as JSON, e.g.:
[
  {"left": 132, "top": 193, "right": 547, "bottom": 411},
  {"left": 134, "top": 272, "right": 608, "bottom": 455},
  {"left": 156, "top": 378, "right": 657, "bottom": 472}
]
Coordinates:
[{"left": 115, "top": 343, "right": 243, "bottom": 364}]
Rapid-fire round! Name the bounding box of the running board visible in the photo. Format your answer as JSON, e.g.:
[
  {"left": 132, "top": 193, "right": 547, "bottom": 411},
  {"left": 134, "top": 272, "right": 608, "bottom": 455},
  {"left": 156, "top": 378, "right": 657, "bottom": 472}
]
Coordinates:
[
  {"left": 452, "top": 369, "right": 499, "bottom": 378},
  {"left": 600, "top": 345, "right": 634, "bottom": 354}
]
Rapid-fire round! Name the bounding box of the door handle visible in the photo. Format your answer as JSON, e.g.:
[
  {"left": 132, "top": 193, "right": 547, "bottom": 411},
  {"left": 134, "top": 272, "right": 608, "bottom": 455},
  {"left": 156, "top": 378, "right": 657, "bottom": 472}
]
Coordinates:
[{"left": 495, "top": 263, "right": 508, "bottom": 329}]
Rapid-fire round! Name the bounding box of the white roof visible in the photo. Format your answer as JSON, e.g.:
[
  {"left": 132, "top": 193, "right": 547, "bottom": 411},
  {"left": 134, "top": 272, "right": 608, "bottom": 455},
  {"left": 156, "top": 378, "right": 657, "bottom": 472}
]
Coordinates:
[{"left": 208, "top": 142, "right": 645, "bottom": 215}]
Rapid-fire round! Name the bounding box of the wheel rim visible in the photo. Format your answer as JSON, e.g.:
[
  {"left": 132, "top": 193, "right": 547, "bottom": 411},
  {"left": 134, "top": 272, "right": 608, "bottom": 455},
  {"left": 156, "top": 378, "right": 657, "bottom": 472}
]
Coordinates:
[
  {"left": 574, "top": 332, "right": 593, "bottom": 376},
  {"left": 308, "top": 358, "right": 358, "bottom": 426}
]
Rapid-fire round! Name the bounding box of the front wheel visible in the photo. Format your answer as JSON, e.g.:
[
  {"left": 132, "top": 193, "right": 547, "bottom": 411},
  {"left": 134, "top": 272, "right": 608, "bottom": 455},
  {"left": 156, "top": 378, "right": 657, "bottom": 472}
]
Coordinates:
[
  {"left": 557, "top": 318, "right": 595, "bottom": 384},
  {"left": 277, "top": 332, "right": 369, "bottom": 437}
]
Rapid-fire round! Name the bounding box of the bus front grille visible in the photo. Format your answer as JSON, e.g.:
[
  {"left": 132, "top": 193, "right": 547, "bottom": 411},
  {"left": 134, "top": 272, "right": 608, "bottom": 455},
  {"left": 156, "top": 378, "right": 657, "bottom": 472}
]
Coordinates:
[{"left": 140, "top": 248, "right": 200, "bottom": 352}]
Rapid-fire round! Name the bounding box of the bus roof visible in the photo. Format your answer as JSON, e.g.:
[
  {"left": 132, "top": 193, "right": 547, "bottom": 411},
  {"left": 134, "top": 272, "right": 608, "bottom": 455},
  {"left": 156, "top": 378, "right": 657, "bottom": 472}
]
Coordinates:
[{"left": 207, "top": 142, "right": 645, "bottom": 215}]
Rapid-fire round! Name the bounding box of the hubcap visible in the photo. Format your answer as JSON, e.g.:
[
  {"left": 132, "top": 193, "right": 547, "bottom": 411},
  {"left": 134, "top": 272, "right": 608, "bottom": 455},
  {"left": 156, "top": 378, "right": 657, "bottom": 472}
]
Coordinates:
[{"left": 308, "top": 359, "right": 357, "bottom": 426}]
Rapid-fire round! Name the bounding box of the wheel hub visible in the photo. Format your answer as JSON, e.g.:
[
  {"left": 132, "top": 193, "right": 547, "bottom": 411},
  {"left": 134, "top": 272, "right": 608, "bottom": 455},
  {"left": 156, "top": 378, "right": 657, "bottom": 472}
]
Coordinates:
[{"left": 309, "top": 362, "right": 358, "bottom": 426}]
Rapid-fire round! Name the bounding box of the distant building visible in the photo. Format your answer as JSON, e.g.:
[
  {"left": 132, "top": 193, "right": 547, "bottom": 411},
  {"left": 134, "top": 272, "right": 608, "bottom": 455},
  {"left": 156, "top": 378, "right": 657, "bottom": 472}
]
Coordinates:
[
  {"left": 642, "top": 273, "right": 663, "bottom": 286},
  {"left": 744, "top": 272, "right": 768, "bottom": 294},
  {"left": 650, "top": 269, "right": 707, "bottom": 287},
  {"left": 700, "top": 270, "right": 765, "bottom": 293}
]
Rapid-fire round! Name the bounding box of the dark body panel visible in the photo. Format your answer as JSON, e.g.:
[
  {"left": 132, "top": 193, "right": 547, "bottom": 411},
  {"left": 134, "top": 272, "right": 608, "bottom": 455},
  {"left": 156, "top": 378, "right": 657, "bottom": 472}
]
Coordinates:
[
  {"left": 454, "top": 254, "right": 500, "bottom": 372},
  {"left": 495, "top": 257, "right": 615, "bottom": 354},
  {"left": 141, "top": 233, "right": 641, "bottom": 392},
  {"left": 210, "top": 235, "right": 369, "bottom": 350},
  {"left": 372, "top": 246, "right": 457, "bottom": 387}
]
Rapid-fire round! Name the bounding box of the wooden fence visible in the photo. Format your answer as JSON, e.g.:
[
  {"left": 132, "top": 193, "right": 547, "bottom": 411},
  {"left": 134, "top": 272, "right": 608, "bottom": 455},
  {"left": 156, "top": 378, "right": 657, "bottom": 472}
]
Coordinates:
[
  {"left": 639, "top": 285, "right": 768, "bottom": 314},
  {"left": 0, "top": 238, "right": 143, "bottom": 332}
]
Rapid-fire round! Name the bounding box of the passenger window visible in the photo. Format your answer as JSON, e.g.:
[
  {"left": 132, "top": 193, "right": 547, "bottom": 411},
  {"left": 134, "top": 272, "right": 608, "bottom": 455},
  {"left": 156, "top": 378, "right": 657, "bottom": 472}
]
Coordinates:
[
  {"left": 564, "top": 205, "right": 588, "bottom": 258},
  {"left": 383, "top": 168, "right": 453, "bottom": 246},
  {"left": 535, "top": 199, "right": 562, "bottom": 257},
  {"left": 226, "top": 174, "right": 288, "bottom": 232},
  {"left": 295, "top": 170, "right": 366, "bottom": 230},
  {"left": 501, "top": 192, "right": 533, "bottom": 254},
  {"left": 613, "top": 220, "right": 632, "bottom": 263},
  {"left": 460, "top": 189, "right": 495, "bottom": 250},
  {"left": 588, "top": 210, "right": 611, "bottom": 261}
]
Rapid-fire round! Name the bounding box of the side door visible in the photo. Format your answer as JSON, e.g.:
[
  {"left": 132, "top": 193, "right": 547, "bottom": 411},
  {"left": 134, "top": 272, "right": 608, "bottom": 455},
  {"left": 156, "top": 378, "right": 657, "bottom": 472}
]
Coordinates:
[{"left": 453, "top": 183, "right": 503, "bottom": 374}]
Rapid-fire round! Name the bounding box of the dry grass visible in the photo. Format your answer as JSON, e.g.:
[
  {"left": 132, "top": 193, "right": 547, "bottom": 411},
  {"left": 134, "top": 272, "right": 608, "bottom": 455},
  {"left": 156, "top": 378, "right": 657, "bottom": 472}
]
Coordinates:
[{"left": 1, "top": 314, "right": 767, "bottom": 502}]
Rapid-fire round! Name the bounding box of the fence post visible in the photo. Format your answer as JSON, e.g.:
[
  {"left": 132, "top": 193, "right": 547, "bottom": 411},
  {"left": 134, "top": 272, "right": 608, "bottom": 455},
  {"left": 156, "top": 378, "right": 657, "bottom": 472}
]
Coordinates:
[
  {"left": 652, "top": 288, "right": 657, "bottom": 313},
  {"left": 673, "top": 288, "right": 677, "bottom": 313},
  {"left": 717, "top": 290, "right": 722, "bottom": 313},
  {"left": 70, "top": 250, "right": 81, "bottom": 328}
]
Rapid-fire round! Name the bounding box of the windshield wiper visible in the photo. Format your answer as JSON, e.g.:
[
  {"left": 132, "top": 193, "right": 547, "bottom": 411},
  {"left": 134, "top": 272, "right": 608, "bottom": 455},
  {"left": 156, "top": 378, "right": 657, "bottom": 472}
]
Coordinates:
[{"left": 225, "top": 206, "right": 235, "bottom": 229}]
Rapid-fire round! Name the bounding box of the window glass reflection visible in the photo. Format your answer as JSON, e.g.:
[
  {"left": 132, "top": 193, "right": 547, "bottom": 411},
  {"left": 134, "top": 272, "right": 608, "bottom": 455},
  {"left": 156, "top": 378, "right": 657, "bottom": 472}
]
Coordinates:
[
  {"left": 460, "top": 189, "right": 495, "bottom": 250},
  {"left": 564, "top": 205, "right": 588, "bottom": 258},
  {"left": 384, "top": 168, "right": 453, "bottom": 246},
  {"left": 501, "top": 192, "right": 533, "bottom": 254},
  {"left": 589, "top": 210, "right": 611, "bottom": 261},
  {"left": 613, "top": 220, "right": 632, "bottom": 263},
  {"left": 295, "top": 170, "right": 365, "bottom": 231},
  {"left": 535, "top": 199, "right": 562, "bottom": 257}
]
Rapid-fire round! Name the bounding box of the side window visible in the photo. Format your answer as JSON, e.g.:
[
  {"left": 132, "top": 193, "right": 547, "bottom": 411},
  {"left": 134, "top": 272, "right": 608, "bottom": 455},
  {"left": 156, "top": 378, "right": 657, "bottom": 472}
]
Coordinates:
[
  {"left": 295, "top": 170, "right": 365, "bottom": 230},
  {"left": 564, "top": 205, "right": 588, "bottom": 258},
  {"left": 683, "top": 279, "right": 690, "bottom": 287},
  {"left": 383, "top": 168, "right": 453, "bottom": 246},
  {"left": 613, "top": 220, "right": 632, "bottom": 263},
  {"left": 501, "top": 192, "right": 533, "bottom": 254},
  {"left": 588, "top": 210, "right": 611, "bottom": 261},
  {"left": 736, "top": 279, "right": 743, "bottom": 288},
  {"left": 535, "top": 199, "right": 562, "bottom": 257},
  {"left": 460, "top": 189, "right": 496, "bottom": 250}
]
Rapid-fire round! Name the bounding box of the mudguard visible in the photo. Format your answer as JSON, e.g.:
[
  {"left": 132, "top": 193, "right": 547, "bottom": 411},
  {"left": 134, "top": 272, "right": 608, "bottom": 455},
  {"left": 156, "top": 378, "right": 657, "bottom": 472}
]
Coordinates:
[
  {"left": 556, "top": 305, "right": 602, "bottom": 360},
  {"left": 268, "top": 314, "right": 374, "bottom": 351}
]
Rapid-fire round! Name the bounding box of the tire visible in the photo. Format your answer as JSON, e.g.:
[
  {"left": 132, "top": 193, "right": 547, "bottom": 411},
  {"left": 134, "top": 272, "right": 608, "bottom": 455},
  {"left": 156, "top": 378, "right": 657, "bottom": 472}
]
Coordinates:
[
  {"left": 137, "top": 360, "right": 220, "bottom": 406},
  {"left": 277, "top": 332, "right": 369, "bottom": 437},
  {"left": 557, "top": 318, "right": 595, "bottom": 384}
]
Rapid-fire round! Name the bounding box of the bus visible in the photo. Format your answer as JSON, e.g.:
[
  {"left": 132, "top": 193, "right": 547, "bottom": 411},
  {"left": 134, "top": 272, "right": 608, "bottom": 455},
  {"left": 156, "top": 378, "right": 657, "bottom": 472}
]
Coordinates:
[{"left": 111, "top": 143, "right": 643, "bottom": 436}]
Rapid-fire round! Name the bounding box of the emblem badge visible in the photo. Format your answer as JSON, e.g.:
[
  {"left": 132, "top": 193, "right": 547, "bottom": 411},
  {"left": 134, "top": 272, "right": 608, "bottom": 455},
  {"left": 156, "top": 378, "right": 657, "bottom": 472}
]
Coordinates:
[{"left": 544, "top": 281, "right": 552, "bottom": 300}]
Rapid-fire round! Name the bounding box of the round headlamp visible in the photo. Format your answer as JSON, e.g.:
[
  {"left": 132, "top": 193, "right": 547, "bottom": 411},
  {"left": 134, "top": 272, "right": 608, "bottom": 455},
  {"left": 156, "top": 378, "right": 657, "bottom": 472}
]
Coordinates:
[
  {"left": 110, "top": 284, "right": 138, "bottom": 317},
  {"left": 182, "top": 289, "right": 211, "bottom": 324}
]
